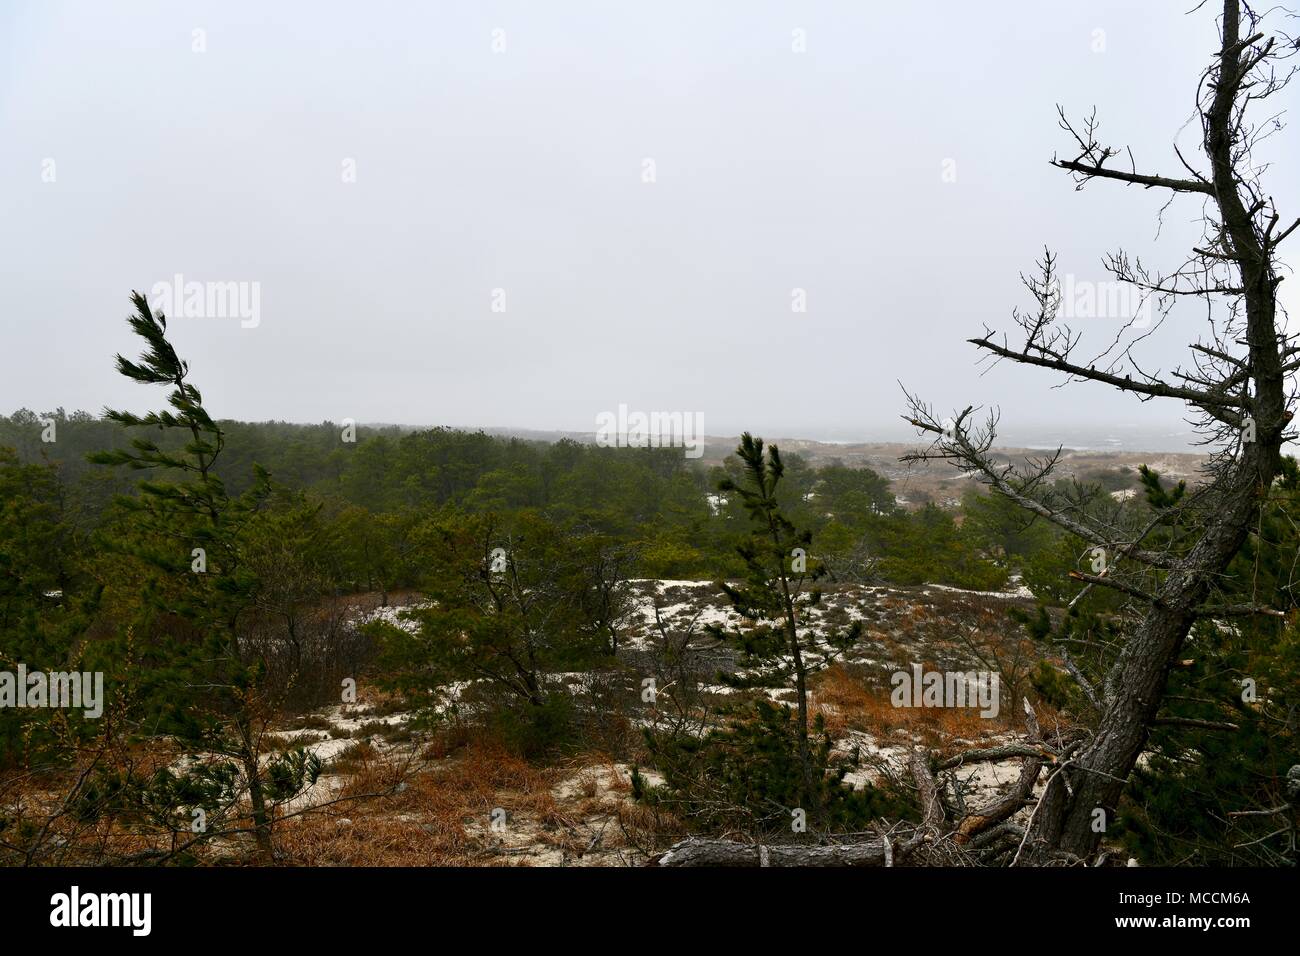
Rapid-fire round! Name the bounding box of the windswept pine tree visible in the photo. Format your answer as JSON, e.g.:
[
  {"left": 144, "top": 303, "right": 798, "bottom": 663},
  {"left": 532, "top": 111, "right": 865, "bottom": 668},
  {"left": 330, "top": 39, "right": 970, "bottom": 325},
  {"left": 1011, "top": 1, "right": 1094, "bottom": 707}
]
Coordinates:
[{"left": 88, "top": 292, "right": 320, "bottom": 858}]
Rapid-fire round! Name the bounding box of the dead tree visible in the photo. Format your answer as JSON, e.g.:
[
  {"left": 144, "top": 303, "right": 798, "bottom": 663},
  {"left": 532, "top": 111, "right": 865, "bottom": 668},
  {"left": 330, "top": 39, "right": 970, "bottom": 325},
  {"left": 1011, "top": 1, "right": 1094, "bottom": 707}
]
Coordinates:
[{"left": 904, "top": 0, "right": 1297, "bottom": 861}]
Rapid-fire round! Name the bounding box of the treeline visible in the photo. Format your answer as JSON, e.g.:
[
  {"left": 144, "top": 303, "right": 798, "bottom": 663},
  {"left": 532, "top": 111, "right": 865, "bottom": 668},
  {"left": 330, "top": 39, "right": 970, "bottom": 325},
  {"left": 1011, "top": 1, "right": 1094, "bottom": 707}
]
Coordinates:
[{"left": 1, "top": 406, "right": 1023, "bottom": 590}]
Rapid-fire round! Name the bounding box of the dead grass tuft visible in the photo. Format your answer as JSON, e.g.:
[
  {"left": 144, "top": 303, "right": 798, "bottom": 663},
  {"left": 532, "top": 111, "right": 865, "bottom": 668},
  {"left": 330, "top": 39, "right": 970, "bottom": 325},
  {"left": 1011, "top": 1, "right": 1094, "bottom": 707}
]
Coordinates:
[{"left": 812, "top": 664, "right": 1012, "bottom": 747}]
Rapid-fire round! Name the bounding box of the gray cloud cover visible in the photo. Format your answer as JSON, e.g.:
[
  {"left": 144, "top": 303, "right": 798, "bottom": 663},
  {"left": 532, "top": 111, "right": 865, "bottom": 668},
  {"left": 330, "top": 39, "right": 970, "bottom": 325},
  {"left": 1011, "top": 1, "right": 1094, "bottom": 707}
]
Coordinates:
[{"left": 1, "top": 0, "right": 1296, "bottom": 448}]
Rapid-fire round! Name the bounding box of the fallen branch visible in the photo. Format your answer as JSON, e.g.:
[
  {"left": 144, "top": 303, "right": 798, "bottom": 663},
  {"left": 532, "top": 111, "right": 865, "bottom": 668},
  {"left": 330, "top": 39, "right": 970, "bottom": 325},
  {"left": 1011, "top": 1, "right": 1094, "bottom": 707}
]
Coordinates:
[{"left": 656, "top": 837, "right": 891, "bottom": 867}]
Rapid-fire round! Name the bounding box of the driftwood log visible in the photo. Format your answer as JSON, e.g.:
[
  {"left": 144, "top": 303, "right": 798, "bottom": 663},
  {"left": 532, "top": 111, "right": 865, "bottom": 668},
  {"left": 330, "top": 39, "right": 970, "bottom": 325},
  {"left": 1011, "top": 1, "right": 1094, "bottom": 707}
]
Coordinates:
[{"left": 657, "top": 837, "right": 891, "bottom": 867}]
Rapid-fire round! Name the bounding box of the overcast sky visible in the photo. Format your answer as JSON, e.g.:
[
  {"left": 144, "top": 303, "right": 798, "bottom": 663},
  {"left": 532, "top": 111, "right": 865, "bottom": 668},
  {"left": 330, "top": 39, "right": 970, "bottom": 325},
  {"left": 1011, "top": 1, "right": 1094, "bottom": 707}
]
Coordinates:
[{"left": 2, "top": 1, "right": 1296, "bottom": 448}]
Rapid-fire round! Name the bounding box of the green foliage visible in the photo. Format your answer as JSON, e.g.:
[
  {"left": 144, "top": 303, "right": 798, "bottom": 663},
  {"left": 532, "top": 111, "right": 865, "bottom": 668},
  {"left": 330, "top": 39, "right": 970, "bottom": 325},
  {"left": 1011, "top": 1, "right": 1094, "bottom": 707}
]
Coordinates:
[
  {"left": 1116, "top": 459, "right": 1300, "bottom": 865},
  {"left": 1018, "top": 533, "right": 1087, "bottom": 605},
  {"left": 488, "top": 694, "right": 577, "bottom": 759},
  {"left": 1138, "top": 463, "right": 1186, "bottom": 510},
  {"left": 872, "top": 504, "right": 1007, "bottom": 590},
  {"left": 265, "top": 748, "right": 323, "bottom": 801},
  {"left": 371, "top": 510, "right": 631, "bottom": 753},
  {"left": 1120, "top": 615, "right": 1298, "bottom": 864},
  {"left": 813, "top": 462, "right": 896, "bottom": 525},
  {"left": 1028, "top": 659, "right": 1075, "bottom": 710},
  {"left": 4, "top": 401, "right": 1046, "bottom": 595},
  {"left": 699, "top": 434, "right": 865, "bottom": 816},
  {"left": 88, "top": 295, "right": 271, "bottom": 734},
  {"left": 639, "top": 699, "right": 916, "bottom": 835},
  {"left": 0, "top": 448, "right": 101, "bottom": 766},
  {"left": 73, "top": 760, "right": 239, "bottom": 828},
  {"left": 959, "top": 486, "right": 1054, "bottom": 562},
  {"left": 83, "top": 293, "right": 320, "bottom": 852},
  {"left": 712, "top": 434, "right": 862, "bottom": 680}
]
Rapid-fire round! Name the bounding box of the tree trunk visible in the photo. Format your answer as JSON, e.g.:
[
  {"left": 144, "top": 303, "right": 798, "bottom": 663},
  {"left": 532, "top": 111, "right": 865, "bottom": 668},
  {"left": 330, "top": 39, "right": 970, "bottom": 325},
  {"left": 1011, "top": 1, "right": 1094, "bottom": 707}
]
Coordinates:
[
  {"left": 789, "top": 627, "right": 817, "bottom": 813},
  {"left": 1029, "top": 0, "right": 1284, "bottom": 861},
  {"left": 238, "top": 721, "right": 274, "bottom": 860},
  {"left": 1035, "top": 474, "right": 1262, "bottom": 858}
]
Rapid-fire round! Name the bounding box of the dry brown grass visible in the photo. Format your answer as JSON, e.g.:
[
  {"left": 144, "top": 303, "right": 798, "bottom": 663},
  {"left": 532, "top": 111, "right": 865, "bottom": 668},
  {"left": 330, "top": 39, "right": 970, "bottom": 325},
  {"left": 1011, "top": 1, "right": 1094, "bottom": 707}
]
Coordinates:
[
  {"left": 277, "top": 734, "right": 572, "bottom": 866},
  {"left": 7, "top": 719, "right": 667, "bottom": 867},
  {"left": 811, "top": 664, "right": 1012, "bottom": 748}
]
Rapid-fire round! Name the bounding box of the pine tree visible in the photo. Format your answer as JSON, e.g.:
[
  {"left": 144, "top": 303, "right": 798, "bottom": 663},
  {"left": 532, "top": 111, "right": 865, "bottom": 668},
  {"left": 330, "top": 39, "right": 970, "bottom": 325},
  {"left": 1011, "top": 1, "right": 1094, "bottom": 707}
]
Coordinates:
[
  {"left": 0, "top": 448, "right": 100, "bottom": 768},
  {"left": 708, "top": 433, "right": 861, "bottom": 812},
  {"left": 369, "top": 509, "right": 623, "bottom": 754},
  {"left": 88, "top": 292, "right": 318, "bottom": 858}
]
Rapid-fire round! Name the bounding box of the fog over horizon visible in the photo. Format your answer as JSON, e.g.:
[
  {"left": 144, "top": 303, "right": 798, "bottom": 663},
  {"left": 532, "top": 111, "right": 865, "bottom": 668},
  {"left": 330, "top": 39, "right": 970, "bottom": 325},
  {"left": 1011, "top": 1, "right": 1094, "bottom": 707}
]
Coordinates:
[
  {"left": 2, "top": 1, "right": 1297, "bottom": 452},
  {"left": 386, "top": 420, "right": 1197, "bottom": 451}
]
